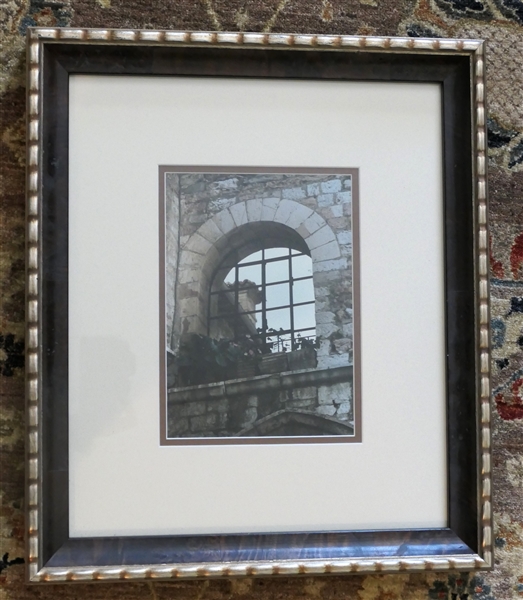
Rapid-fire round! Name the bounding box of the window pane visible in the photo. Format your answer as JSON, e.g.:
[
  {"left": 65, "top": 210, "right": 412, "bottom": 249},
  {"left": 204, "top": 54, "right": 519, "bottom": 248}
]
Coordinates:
[
  {"left": 239, "top": 250, "right": 262, "bottom": 264},
  {"left": 265, "top": 258, "right": 289, "bottom": 284},
  {"left": 265, "top": 283, "right": 290, "bottom": 309},
  {"left": 265, "top": 247, "right": 289, "bottom": 260},
  {"left": 294, "top": 303, "right": 316, "bottom": 331},
  {"left": 291, "top": 254, "right": 313, "bottom": 278},
  {"left": 238, "top": 263, "right": 262, "bottom": 286},
  {"left": 293, "top": 278, "right": 314, "bottom": 304},
  {"left": 266, "top": 307, "right": 291, "bottom": 331}
]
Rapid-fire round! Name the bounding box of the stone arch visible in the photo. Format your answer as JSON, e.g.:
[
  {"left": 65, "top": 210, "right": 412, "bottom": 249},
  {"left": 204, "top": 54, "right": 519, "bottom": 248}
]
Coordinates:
[
  {"left": 235, "top": 410, "right": 355, "bottom": 437},
  {"left": 172, "top": 199, "right": 342, "bottom": 349}
]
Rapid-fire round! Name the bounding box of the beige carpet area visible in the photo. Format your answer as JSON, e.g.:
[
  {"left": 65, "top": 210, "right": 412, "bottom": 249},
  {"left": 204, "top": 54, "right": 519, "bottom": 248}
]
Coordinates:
[{"left": 1, "top": 0, "right": 523, "bottom": 598}]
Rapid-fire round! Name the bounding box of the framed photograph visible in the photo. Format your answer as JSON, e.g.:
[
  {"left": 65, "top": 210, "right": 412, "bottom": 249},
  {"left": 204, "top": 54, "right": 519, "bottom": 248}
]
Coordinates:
[
  {"left": 26, "top": 28, "right": 492, "bottom": 582},
  {"left": 159, "top": 166, "right": 360, "bottom": 445}
]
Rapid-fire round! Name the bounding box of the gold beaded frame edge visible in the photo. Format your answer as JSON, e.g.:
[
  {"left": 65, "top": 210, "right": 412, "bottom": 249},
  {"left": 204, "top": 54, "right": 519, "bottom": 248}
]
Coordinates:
[{"left": 25, "top": 28, "right": 491, "bottom": 582}]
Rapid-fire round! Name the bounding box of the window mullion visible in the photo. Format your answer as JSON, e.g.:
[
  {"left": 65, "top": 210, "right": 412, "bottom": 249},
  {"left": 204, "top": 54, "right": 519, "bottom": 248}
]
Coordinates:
[
  {"left": 234, "top": 264, "right": 239, "bottom": 340},
  {"left": 288, "top": 249, "right": 294, "bottom": 350},
  {"left": 261, "top": 248, "right": 267, "bottom": 348}
]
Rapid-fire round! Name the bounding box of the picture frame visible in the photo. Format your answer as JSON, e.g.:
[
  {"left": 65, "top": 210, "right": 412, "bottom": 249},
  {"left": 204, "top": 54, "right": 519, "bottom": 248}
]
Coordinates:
[{"left": 26, "top": 27, "right": 492, "bottom": 582}]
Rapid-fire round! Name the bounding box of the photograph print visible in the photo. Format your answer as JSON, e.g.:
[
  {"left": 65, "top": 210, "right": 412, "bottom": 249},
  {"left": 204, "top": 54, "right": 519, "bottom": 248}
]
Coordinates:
[{"left": 160, "top": 167, "right": 359, "bottom": 443}]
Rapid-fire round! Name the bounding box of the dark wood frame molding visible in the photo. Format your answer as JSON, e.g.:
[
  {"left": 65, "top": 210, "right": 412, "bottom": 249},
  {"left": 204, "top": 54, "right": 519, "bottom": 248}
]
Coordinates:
[{"left": 25, "top": 29, "right": 491, "bottom": 582}]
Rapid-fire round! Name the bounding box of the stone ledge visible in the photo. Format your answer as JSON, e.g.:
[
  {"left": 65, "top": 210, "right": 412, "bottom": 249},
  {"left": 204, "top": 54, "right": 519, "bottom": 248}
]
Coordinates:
[{"left": 168, "top": 365, "right": 352, "bottom": 404}]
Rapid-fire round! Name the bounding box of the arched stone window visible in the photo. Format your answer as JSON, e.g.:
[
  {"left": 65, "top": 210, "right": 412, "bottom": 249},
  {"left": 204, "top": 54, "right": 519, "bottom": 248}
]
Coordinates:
[{"left": 171, "top": 218, "right": 316, "bottom": 349}]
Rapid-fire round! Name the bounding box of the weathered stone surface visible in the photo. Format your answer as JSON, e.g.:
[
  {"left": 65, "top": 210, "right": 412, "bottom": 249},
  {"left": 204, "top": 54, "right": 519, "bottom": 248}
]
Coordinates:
[
  {"left": 336, "top": 402, "right": 351, "bottom": 417},
  {"left": 337, "top": 230, "right": 352, "bottom": 245},
  {"left": 286, "top": 205, "right": 314, "bottom": 229},
  {"left": 169, "top": 417, "right": 189, "bottom": 435},
  {"left": 245, "top": 198, "right": 263, "bottom": 222},
  {"left": 316, "top": 311, "right": 335, "bottom": 324},
  {"left": 287, "top": 398, "right": 317, "bottom": 409},
  {"left": 274, "top": 199, "right": 298, "bottom": 224},
  {"left": 319, "top": 382, "right": 352, "bottom": 405},
  {"left": 209, "top": 398, "right": 229, "bottom": 413},
  {"left": 314, "top": 258, "right": 348, "bottom": 272},
  {"left": 240, "top": 407, "right": 258, "bottom": 427},
  {"left": 325, "top": 204, "right": 344, "bottom": 218},
  {"left": 188, "top": 212, "right": 208, "bottom": 226},
  {"left": 213, "top": 208, "right": 236, "bottom": 234},
  {"left": 247, "top": 396, "right": 259, "bottom": 408},
  {"left": 260, "top": 196, "right": 280, "bottom": 220},
  {"left": 214, "top": 177, "right": 238, "bottom": 190},
  {"left": 209, "top": 196, "right": 237, "bottom": 212},
  {"left": 335, "top": 191, "right": 351, "bottom": 204},
  {"left": 282, "top": 186, "right": 306, "bottom": 200},
  {"left": 298, "top": 211, "right": 326, "bottom": 236},
  {"left": 318, "top": 354, "right": 351, "bottom": 370},
  {"left": 306, "top": 225, "right": 337, "bottom": 249},
  {"left": 178, "top": 400, "right": 207, "bottom": 417},
  {"left": 311, "top": 240, "right": 341, "bottom": 261},
  {"left": 179, "top": 249, "right": 205, "bottom": 269},
  {"left": 317, "top": 193, "right": 335, "bottom": 207},
  {"left": 198, "top": 219, "right": 224, "bottom": 245},
  {"left": 342, "top": 323, "right": 353, "bottom": 337},
  {"left": 229, "top": 202, "right": 248, "bottom": 227},
  {"left": 316, "top": 323, "right": 339, "bottom": 338},
  {"left": 321, "top": 179, "right": 342, "bottom": 194},
  {"left": 190, "top": 413, "right": 218, "bottom": 431},
  {"left": 291, "top": 386, "right": 317, "bottom": 400},
  {"left": 333, "top": 338, "right": 352, "bottom": 353},
  {"left": 317, "top": 404, "right": 337, "bottom": 416}
]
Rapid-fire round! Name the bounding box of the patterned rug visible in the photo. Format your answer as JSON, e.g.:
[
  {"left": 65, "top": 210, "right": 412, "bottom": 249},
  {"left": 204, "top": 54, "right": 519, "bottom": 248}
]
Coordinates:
[{"left": 1, "top": 1, "right": 522, "bottom": 598}]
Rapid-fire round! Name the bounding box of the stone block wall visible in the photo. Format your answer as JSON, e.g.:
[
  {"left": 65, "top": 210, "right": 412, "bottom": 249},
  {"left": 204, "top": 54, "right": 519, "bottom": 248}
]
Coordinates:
[{"left": 168, "top": 366, "right": 354, "bottom": 438}]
